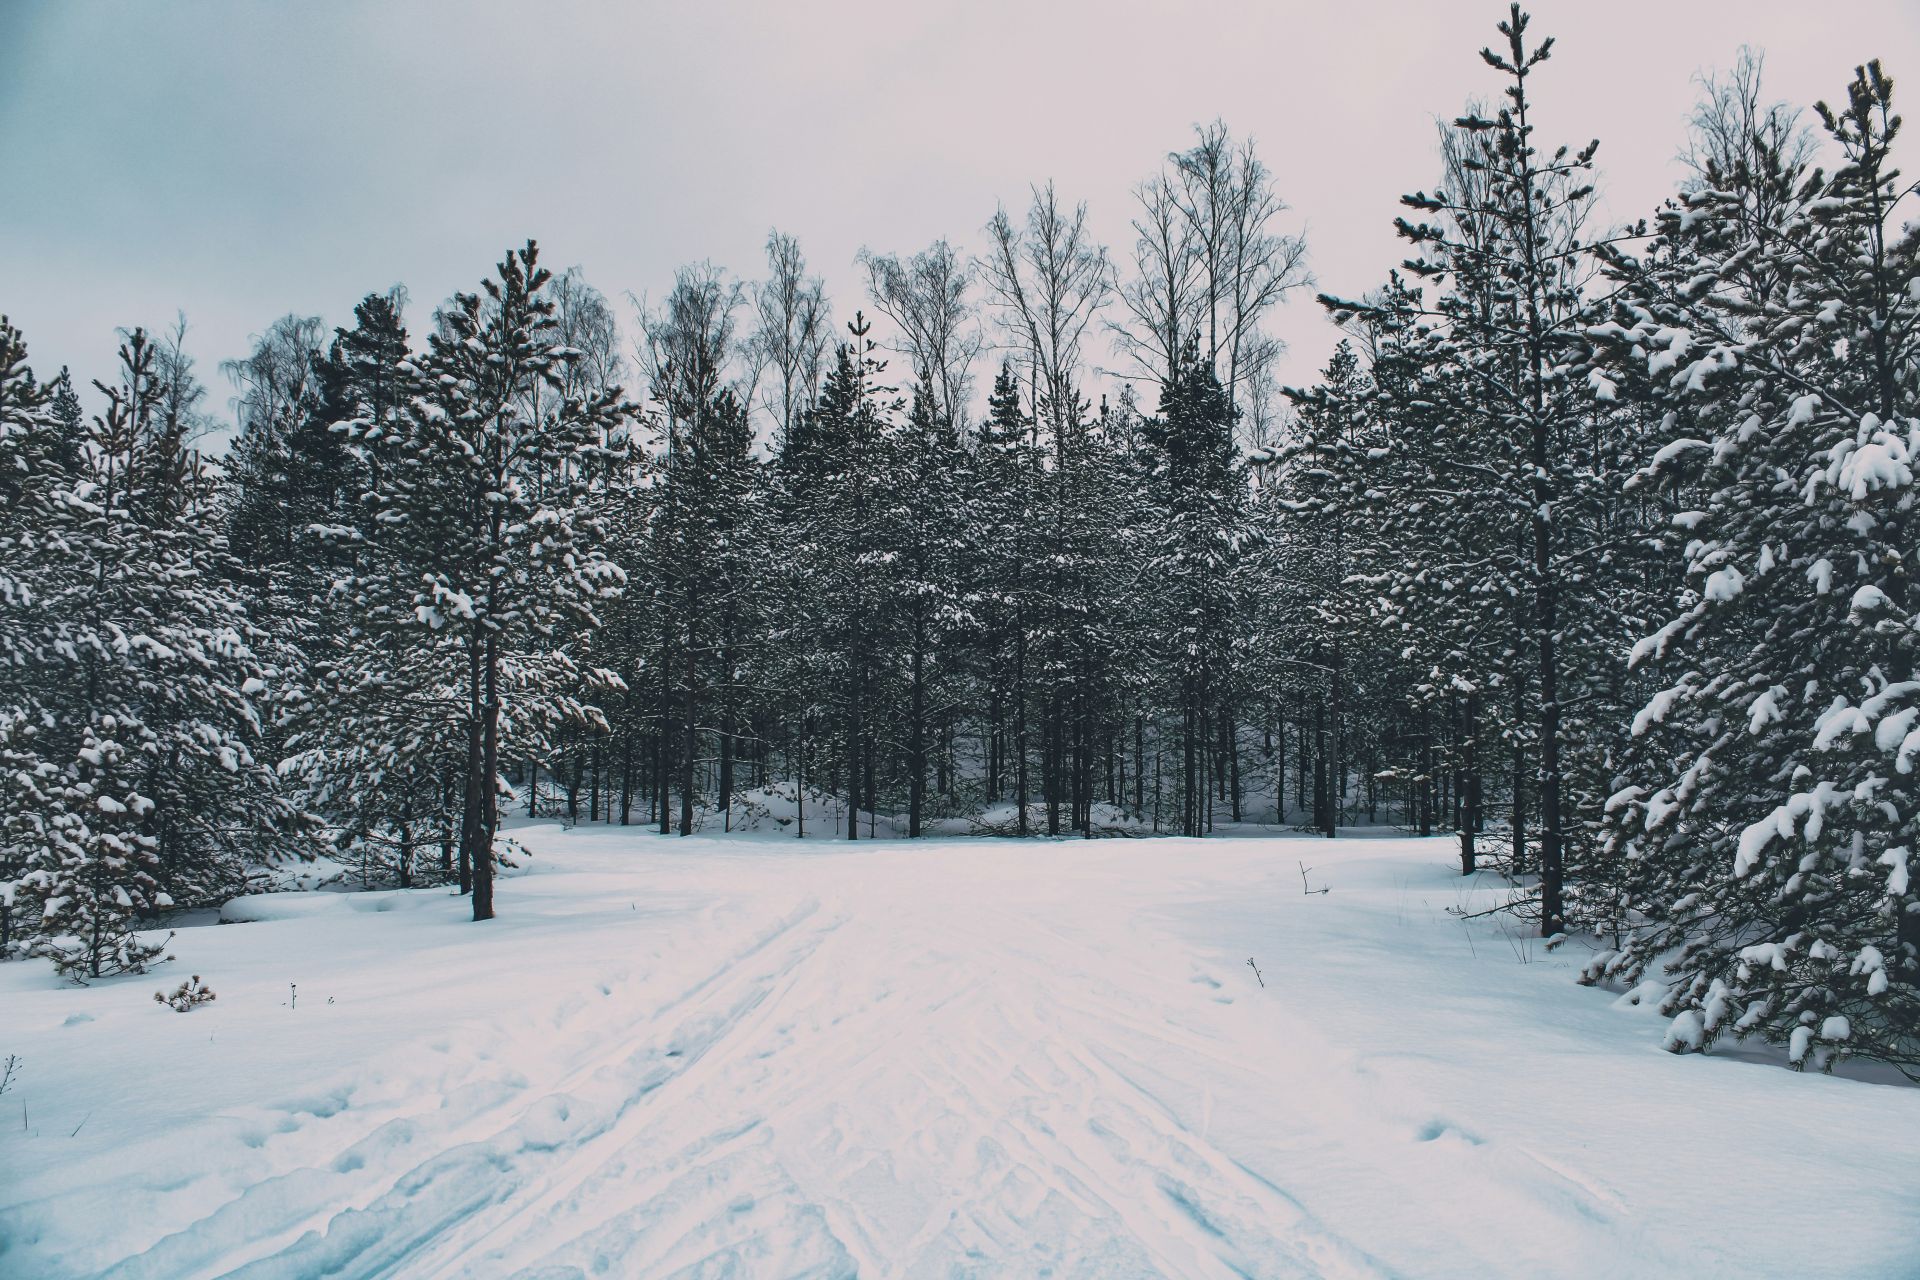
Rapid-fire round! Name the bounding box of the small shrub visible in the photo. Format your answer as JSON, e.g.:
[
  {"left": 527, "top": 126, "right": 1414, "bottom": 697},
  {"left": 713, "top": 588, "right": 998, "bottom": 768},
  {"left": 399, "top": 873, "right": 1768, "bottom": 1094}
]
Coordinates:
[{"left": 154, "top": 975, "right": 216, "bottom": 1013}]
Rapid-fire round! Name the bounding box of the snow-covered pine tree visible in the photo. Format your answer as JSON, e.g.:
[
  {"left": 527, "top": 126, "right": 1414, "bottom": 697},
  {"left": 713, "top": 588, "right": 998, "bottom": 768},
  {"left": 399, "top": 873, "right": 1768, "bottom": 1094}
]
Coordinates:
[
  {"left": 219, "top": 314, "right": 336, "bottom": 818},
  {"left": 1594, "top": 62, "right": 1920, "bottom": 1070},
  {"left": 1317, "top": 6, "right": 1619, "bottom": 931},
  {"left": 968, "top": 362, "right": 1039, "bottom": 831},
  {"left": 583, "top": 455, "right": 657, "bottom": 830},
  {"left": 785, "top": 316, "right": 899, "bottom": 838},
  {"left": 1143, "top": 341, "right": 1244, "bottom": 837},
  {"left": 634, "top": 266, "right": 764, "bottom": 835},
  {"left": 223, "top": 315, "right": 331, "bottom": 580},
  {"left": 1268, "top": 341, "right": 1374, "bottom": 839},
  {"left": 1069, "top": 393, "right": 1156, "bottom": 834},
  {"left": 343, "top": 244, "right": 629, "bottom": 919},
  {"left": 874, "top": 384, "right": 972, "bottom": 836},
  {"left": 0, "top": 316, "right": 75, "bottom": 957},
  {"left": 281, "top": 293, "right": 475, "bottom": 888},
  {"left": 5, "top": 322, "right": 300, "bottom": 965},
  {"left": 47, "top": 366, "right": 86, "bottom": 474},
  {"left": 76, "top": 331, "right": 302, "bottom": 906},
  {"left": 536, "top": 269, "right": 631, "bottom": 827},
  {"left": 24, "top": 719, "right": 173, "bottom": 981}
]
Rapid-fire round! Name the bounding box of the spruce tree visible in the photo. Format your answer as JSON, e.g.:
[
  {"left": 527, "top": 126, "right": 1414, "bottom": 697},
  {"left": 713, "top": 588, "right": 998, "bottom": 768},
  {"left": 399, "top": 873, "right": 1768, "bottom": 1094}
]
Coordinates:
[
  {"left": 970, "top": 361, "right": 1039, "bottom": 831},
  {"left": 5, "top": 322, "right": 300, "bottom": 966},
  {"left": 22, "top": 720, "right": 173, "bottom": 981},
  {"left": 341, "top": 244, "right": 628, "bottom": 919},
  {"left": 1144, "top": 342, "right": 1244, "bottom": 836},
  {"left": 1595, "top": 62, "right": 1920, "bottom": 1070}
]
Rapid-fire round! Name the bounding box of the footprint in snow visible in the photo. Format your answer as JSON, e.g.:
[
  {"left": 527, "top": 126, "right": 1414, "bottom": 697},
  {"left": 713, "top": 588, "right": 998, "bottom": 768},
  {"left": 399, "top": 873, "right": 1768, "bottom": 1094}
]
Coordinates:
[
  {"left": 277, "top": 1087, "right": 352, "bottom": 1118},
  {"left": 1415, "top": 1120, "right": 1485, "bottom": 1147}
]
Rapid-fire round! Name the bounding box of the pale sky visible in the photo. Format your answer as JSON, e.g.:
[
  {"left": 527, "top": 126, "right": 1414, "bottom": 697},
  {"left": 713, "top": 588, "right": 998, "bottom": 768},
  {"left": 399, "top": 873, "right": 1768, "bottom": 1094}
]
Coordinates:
[{"left": 4, "top": 1, "right": 1918, "bottom": 443}]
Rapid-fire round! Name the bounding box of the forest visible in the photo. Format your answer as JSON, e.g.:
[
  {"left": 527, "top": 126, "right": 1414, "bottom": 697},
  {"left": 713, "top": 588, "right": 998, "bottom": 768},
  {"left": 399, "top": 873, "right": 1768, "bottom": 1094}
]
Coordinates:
[{"left": 3, "top": 4, "right": 1917, "bottom": 1080}]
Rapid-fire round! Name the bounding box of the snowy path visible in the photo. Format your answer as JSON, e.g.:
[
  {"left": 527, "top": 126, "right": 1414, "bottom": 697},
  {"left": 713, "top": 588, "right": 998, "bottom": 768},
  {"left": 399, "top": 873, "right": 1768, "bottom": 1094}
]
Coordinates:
[{"left": 3, "top": 828, "right": 1917, "bottom": 1278}]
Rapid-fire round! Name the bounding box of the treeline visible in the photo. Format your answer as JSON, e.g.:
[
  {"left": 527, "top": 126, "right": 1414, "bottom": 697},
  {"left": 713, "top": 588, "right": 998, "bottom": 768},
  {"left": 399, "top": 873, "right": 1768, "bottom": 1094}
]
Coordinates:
[
  {"left": 1285, "top": 12, "right": 1920, "bottom": 1071},
  {"left": 1, "top": 7, "right": 1914, "bottom": 1072}
]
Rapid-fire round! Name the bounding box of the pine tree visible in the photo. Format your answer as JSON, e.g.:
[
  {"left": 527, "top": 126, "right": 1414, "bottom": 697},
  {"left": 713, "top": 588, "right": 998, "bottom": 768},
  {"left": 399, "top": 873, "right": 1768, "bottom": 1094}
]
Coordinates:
[
  {"left": 280, "top": 293, "right": 472, "bottom": 888},
  {"left": 47, "top": 366, "right": 86, "bottom": 473},
  {"left": 1272, "top": 341, "right": 1384, "bottom": 841},
  {"left": 970, "top": 361, "right": 1039, "bottom": 831},
  {"left": 4, "top": 321, "right": 301, "bottom": 962},
  {"left": 23, "top": 720, "right": 173, "bottom": 981},
  {"left": 1315, "top": 6, "right": 1625, "bottom": 930},
  {"left": 340, "top": 244, "right": 628, "bottom": 919},
  {"left": 0, "top": 317, "right": 75, "bottom": 956},
  {"left": 1144, "top": 341, "right": 1245, "bottom": 836},
  {"left": 634, "top": 268, "right": 762, "bottom": 836},
  {"left": 1595, "top": 62, "right": 1920, "bottom": 1070},
  {"left": 875, "top": 383, "right": 970, "bottom": 836},
  {"left": 792, "top": 316, "right": 898, "bottom": 838}
]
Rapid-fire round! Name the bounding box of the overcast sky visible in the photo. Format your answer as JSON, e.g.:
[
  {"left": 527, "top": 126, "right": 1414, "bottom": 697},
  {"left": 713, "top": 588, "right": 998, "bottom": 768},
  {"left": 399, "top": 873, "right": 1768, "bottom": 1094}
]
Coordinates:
[{"left": 4, "top": 1, "right": 1918, "bottom": 443}]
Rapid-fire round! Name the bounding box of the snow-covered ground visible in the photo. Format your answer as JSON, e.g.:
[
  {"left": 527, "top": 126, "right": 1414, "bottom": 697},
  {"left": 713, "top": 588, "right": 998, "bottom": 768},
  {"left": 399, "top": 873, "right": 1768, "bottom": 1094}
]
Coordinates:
[{"left": 2, "top": 825, "right": 1915, "bottom": 1278}]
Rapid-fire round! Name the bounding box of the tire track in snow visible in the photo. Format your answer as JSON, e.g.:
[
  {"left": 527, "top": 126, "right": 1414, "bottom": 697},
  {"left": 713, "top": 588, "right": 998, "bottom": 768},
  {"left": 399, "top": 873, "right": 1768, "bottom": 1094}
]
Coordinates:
[
  {"left": 933, "top": 916, "right": 1393, "bottom": 1279},
  {"left": 103, "top": 899, "right": 840, "bottom": 1280},
  {"left": 104, "top": 842, "right": 1641, "bottom": 1278},
  {"left": 404, "top": 900, "right": 863, "bottom": 1277}
]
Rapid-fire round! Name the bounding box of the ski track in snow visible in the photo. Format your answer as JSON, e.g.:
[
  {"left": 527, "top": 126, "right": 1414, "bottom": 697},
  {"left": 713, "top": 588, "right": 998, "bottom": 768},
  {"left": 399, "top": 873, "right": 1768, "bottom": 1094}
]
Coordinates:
[{"left": 3, "top": 826, "right": 1917, "bottom": 1278}]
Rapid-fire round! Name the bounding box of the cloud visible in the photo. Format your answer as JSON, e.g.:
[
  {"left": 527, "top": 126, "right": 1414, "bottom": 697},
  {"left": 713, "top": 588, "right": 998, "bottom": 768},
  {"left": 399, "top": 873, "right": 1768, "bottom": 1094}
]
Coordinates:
[{"left": 3, "top": 0, "right": 1914, "bottom": 439}]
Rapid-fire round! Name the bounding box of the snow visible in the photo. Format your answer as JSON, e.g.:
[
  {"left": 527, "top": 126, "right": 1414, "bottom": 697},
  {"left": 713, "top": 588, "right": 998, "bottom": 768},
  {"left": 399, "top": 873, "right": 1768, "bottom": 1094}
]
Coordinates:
[
  {"left": 1647, "top": 436, "right": 1709, "bottom": 469},
  {"left": 3, "top": 824, "right": 1917, "bottom": 1279},
  {"left": 1702, "top": 565, "right": 1744, "bottom": 602},
  {"left": 1878, "top": 846, "right": 1911, "bottom": 897},
  {"left": 1808, "top": 557, "right": 1835, "bottom": 595},
  {"left": 1827, "top": 414, "right": 1915, "bottom": 501}
]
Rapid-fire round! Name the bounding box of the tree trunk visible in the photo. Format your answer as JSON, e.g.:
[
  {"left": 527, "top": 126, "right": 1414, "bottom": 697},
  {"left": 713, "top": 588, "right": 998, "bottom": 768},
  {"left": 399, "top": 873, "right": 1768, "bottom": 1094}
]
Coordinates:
[
  {"left": 1014, "top": 618, "right": 1029, "bottom": 836},
  {"left": 1225, "top": 702, "right": 1241, "bottom": 823},
  {"left": 679, "top": 621, "right": 697, "bottom": 837},
  {"left": 909, "top": 610, "right": 927, "bottom": 838},
  {"left": 398, "top": 785, "right": 413, "bottom": 889},
  {"left": 458, "top": 634, "right": 482, "bottom": 896},
  {"left": 656, "top": 634, "right": 672, "bottom": 836},
  {"left": 473, "top": 631, "right": 499, "bottom": 922},
  {"left": 1534, "top": 423, "right": 1566, "bottom": 934},
  {"left": 1460, "top": 692, "right": 1479, "bottom": 876},
  {"left": 1413, "top": 702, "right": 1428, "bottom": 840},
  {"left": 847, "top": 646, "right": 861, "bottom": 841},
  {"left": 1512, "top": 676, "right": 1527, "bottom": 877}
]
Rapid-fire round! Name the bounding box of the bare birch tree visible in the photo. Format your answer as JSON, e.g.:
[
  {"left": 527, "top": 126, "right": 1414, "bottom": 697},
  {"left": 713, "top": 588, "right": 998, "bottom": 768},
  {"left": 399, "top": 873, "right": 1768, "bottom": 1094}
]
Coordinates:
[
  {"left": 858, "top": 239, "right": 982, "bottom": 430},
  {"left": 749, "top": 230, "right": 831, "bottom": 448},
  {"left": 980, "top": 183, "right": 1111, "bottom": 440}
]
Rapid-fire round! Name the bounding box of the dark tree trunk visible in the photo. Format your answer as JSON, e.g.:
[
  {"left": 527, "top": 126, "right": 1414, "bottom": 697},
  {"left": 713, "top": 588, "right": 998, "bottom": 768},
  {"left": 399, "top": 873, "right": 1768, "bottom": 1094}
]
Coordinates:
[
  {"left": 1014, "top": 616, "right": 1029, "bottom": 836},
  {"left": 1419, "top": 704, "right": 1434, "bottom": 839},
  {"left": 1460, "top": 692, "right": 1479, "bottom": 875},
  {"left": 398, "top": 786, "right": 413, "bottom": 889},
  {"left": 620, "top": 730, "right": 634, "bottom": 826},
  {"left": 656, "top": 633, "right": 672, "bottom": 836},
  {"left": 458, "top": 634, "right": 482, "bottom": 897},
  {"left": 679, "top": 623, "right": 697, "bottom": 837},
  {"left": 909, "top": 607, "right": 927, "bottom": 837},
  {"left": 1225, "top": 702, "right": 1241, "bottom": 823},
  {"left": 1512, "top": 676, "right": 1527, "bottom": 877},
  {"left": 473, "top": 631, "right": 499, "bottom": 922},
  {"left": 847, "top": 645, "right": 861, "bottom": 841}
]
